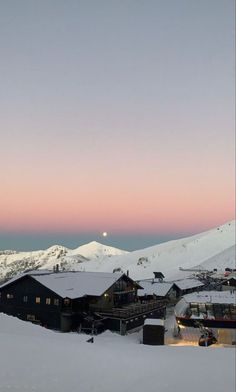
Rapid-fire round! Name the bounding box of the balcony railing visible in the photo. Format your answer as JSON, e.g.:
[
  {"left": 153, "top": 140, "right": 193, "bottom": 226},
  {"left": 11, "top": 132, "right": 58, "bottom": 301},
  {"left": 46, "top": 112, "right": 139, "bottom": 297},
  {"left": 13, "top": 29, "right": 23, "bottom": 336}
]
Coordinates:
[{"left": 96, "top": 299, "right": 165, "bottom": 319}]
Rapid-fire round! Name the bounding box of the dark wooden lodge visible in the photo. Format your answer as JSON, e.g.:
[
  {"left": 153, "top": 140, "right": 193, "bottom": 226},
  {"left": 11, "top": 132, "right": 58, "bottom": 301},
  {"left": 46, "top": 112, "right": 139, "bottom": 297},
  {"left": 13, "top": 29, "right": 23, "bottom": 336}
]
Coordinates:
[{"left": 0, "top": 270, "right": 166, "bottom": 335}]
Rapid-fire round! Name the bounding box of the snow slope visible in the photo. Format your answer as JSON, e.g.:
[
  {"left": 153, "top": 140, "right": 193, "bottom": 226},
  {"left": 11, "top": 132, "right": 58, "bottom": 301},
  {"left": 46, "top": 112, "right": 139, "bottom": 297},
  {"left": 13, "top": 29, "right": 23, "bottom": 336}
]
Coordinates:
[
  {"left": 73, "top": 221, "right": 236, "bottom": 280},
  {"left": 0, "top": 221, "right": 235, "bottom": 281},
  {"left": 0, "top": 314, "right": 235, "bottom": 392},
  {"left": 194, "top": 245, "right": 236, "bottom": 271}
]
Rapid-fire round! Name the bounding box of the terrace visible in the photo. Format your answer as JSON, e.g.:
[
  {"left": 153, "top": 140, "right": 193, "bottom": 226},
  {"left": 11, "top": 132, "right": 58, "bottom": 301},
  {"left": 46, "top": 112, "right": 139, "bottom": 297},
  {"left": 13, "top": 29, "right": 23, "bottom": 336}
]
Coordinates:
[{"left": 96, "top": 299, "right": 166, "bottom": 319}]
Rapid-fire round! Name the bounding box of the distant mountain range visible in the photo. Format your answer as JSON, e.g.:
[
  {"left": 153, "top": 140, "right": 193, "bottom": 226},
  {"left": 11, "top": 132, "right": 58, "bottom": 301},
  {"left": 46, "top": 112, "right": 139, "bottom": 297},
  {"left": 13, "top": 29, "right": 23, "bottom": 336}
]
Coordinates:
[
  {"left": 0, "top": 242, "right": 128, "bottom": 281},
  {"left": 0, "top": 221, "right": 235, "bottom": 282}
]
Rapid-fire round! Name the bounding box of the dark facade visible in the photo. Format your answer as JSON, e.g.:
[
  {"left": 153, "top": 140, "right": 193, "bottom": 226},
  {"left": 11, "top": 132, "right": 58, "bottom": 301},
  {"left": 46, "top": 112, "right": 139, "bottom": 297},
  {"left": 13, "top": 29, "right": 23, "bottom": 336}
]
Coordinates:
[
  {"left": 0, "top": 275, "right": 63, "bottom": 329},
  {"left": 100, "top": 302, "right": 166, "bottom": 335}
]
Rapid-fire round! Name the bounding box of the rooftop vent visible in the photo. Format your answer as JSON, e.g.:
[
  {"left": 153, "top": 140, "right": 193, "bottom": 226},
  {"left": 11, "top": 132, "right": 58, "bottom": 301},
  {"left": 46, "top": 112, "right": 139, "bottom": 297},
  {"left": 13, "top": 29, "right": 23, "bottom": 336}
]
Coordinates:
[{"left": 153, "top": 272, "right": 165, "bottom": 281}]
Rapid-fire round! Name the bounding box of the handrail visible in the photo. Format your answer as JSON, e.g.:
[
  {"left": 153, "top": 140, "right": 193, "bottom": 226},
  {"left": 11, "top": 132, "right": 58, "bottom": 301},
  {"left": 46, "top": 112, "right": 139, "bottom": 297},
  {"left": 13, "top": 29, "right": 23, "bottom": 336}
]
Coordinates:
[{"left": 97, "top": 300, "right": 165, "bottom": 319}]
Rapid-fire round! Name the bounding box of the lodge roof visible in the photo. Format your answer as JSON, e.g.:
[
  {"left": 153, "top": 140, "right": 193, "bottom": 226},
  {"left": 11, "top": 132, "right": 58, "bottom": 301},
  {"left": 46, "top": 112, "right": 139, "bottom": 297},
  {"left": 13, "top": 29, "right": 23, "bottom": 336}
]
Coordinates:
[
  {"left": 0, "top": 270, "right": 52, "bottom": 289},
  {"left": 33, "top": 271, "right": 124, "bottom": 299},
  {"left": 173, "top": 278, "right": 204, "bottom": 290},
  {"left": 182, "top": 291, "right": 236, "bottom": 305},
  {"left": 144, "top": 318, "right": 164, "bottom": 326},
  {"left": 137, "top": 281, "right": 173, "bottom": 297},
  {"left": 0, "top": 271, "right": 139, "bottom": 299}
]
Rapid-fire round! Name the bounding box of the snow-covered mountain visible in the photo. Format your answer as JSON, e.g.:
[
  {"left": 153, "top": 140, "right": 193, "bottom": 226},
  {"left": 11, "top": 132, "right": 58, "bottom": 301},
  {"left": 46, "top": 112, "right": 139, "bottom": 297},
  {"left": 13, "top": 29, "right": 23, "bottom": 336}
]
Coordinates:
[
  {"left": 0, "top": 221, "right": 235, "bottom": 282},
  {"left": 193, "top": 245, "right": 235, "bottom": 272},
  {"left": 70, "top": 241, "right": 129, "bottom": 258},
  {"left": 0, "top": 242, "right": 128, "bottom": 281},
  {"left": 73, "top": 221, "right": 235, "bottom": 280}
]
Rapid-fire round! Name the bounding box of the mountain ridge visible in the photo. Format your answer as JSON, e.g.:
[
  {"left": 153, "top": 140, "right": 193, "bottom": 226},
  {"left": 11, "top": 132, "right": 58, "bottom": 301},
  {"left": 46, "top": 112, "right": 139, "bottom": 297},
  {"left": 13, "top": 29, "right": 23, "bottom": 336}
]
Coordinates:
[{"left": 0, "top": 220, "right": 235, "bottom": 281}]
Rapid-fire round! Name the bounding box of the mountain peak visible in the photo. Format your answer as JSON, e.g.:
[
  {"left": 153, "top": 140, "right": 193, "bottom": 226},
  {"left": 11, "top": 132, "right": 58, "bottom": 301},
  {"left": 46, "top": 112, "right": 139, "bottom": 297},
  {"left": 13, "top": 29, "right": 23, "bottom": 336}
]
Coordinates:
[
  {"left": 71, "top": 241, "right": 128, "bottom": 258},
  {"left": 46, "top": 245, "right": 69, "bottom": 252}
]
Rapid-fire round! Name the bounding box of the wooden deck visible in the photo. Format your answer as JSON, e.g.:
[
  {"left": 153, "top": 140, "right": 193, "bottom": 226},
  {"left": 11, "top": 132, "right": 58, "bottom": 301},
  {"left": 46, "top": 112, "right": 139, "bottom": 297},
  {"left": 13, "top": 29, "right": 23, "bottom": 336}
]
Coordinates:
[{"left": 97, "top": 299, "right": 166, "bottom": 319}]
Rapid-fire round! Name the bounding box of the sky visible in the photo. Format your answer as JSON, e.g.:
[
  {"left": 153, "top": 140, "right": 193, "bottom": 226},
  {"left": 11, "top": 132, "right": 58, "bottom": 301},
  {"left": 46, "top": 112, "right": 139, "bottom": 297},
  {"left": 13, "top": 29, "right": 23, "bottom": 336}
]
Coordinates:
[{"left": 0, "top": 0, "right": 235, "bottom": 251}]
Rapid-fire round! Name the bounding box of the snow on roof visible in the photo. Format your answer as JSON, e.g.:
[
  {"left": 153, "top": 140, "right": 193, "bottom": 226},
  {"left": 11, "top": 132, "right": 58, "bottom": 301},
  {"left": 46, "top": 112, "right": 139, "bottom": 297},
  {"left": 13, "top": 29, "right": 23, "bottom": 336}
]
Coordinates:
[
  {"left": 0, "top": 271, "right": 124, "bottom": 299},
  {"left": 144, "top": 318, "right": 164, "bottom": 326},
  {"left": 32, "top": 271, "right": 123, "bottom": 299},
  {"left": 0, "top": 273, "right": 25, "bottom": 289},
  {"left": 0, "top": 270, "right": 52, "bottom": 289},
  {"left": 137, "top": 281, "right": 173, "bottom": 297},
  {"left": 174, "top": 279, "right": 204, "bottom": 290},
  {"left": 183, "top": 291, "right": 236, "bottom": 305}
]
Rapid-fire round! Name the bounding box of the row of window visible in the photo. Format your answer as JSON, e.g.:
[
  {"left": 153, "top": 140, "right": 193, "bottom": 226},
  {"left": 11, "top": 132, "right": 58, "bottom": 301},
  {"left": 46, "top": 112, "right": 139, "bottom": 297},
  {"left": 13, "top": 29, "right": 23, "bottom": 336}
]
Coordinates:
[
  {"left": 35, "top": 297, "right": 60, "bottom": 306},
  {"left": 3, "top": 293, "right": 60, "bottom": 306},
  {"left": 189, "top": 303, "right": 236, "bottom": 319},
  {"left": 34, "top": 297, "right": 70, "bottom": 306}
]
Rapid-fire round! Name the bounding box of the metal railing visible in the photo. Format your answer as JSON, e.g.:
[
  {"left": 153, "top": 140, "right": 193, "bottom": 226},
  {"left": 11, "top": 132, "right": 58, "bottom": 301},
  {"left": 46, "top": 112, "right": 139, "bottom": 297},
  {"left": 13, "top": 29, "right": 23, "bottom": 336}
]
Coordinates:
[{"left": 97, "top": 300, "right": 165, "bottom": 319}]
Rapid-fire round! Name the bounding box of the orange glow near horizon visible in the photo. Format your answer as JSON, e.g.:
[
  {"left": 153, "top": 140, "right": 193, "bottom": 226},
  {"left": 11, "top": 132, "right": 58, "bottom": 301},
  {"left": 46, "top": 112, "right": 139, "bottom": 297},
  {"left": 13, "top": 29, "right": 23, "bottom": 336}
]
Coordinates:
[{"left": 1, "top": 166, "right": 234, "bottom": 234}]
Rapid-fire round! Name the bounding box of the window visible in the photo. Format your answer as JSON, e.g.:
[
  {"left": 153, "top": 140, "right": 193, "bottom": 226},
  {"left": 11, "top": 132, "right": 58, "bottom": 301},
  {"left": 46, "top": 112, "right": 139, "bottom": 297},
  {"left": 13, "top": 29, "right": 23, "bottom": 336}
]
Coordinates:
[
  {"left": 190, "top": 303, "right": 199, "bottom": 317},
  {"left": 54, "top": 299, "right": 59, "bottom": 306},
  {"left": 7, "top": 293, "right": 14, "bottom": 299},
  {"left": 46, "top": 298, "right": 51, "bottom": 305},
  {"left": 223, "top": 305, "right": 231, "bottom": 319},
  {"left": 27, "top": 314, "right": 35, "bottom": 321},
  {"left": 23, "top": 296, "right": 28, "bottom": 302},
  {"left": 199, "top": 304, "right": 207, "bottom": 317},
  {"left": 213, "top": 304, "right": 223, "bottom": 318},
  {"left": 206, "top": 304, "right": 214, "bottom": 318},
  {"left": 230, "top": 305, "right": 236, "bottom": 320},
  {"left": 35, "top": 297, "right": 41, "bottom": 304},
  {"left": 64, "top": 298, "right": 70, "bottom": 306}
]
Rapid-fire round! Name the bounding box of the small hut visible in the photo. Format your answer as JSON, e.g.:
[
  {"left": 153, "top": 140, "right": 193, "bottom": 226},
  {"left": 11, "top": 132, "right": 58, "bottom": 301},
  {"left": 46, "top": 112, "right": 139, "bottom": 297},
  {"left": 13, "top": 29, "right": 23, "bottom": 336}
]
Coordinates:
[{"left": 143, "top": 318, "right": 165, "bottom": 345}]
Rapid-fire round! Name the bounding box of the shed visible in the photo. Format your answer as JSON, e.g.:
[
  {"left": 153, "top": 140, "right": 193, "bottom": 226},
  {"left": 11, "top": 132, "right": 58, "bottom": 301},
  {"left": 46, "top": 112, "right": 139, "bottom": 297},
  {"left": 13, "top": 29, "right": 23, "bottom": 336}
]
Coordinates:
[
  {"left": 143, "top": 318, "right": 165, "bottom": 345},
  {"left": 173, "top": 278, "right": 205, "bottom": 297}
]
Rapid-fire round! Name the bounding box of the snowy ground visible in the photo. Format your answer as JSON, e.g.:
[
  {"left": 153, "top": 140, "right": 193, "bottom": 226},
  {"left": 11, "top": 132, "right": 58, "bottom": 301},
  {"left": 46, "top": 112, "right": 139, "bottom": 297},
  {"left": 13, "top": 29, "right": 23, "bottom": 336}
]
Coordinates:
[{"left": 0, "top": 314, "right": 235, "bottom": 392}]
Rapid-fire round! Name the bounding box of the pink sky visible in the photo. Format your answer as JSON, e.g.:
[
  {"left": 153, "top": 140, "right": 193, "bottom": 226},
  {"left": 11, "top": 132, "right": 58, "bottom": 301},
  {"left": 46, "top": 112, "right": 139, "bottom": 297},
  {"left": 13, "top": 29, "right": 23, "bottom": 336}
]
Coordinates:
[
  {"left": 0, "top": 1, "right": 235, "bottom": 238},
  {"left": 1, "top": 142, "right": 234, "bottom": 234}
]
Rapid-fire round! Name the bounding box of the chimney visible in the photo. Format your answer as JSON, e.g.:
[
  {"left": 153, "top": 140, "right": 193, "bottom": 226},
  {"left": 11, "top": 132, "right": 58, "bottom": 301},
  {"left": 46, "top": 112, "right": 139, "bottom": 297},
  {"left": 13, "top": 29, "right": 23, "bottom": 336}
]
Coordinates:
[
  {"left": 127, "top": 270, "right": 129, "bottom": 277},
  {"left": 153, "top": 272, "right": 164, "bottom": 282}
]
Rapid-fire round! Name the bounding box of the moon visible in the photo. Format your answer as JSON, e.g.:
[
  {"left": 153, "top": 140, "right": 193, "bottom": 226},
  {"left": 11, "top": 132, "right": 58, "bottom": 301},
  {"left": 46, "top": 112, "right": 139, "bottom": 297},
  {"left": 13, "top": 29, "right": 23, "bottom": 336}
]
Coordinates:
[{"left": 102, "top": 232, "right": 108, "bottom": 237}]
